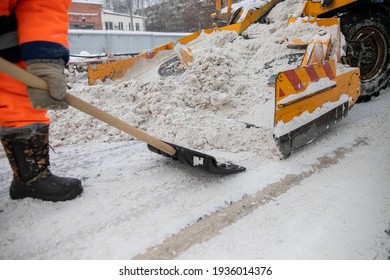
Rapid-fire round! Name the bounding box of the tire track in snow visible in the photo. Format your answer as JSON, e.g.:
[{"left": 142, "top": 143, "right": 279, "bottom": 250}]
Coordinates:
[{"left": 133, "top": 137, "right": 369, "bottom": 260}]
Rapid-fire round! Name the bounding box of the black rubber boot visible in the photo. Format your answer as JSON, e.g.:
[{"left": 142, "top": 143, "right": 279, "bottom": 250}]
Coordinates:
[{"left": 1, "top": 124, "right": 83, "bottom": 202}]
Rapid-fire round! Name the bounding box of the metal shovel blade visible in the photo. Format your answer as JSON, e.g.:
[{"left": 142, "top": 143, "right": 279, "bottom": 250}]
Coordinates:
[{"left": 147, "top": 142, "right": 246, "bottom": 175}]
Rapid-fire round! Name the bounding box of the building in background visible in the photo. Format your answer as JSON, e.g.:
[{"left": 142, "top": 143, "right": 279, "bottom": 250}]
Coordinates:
[
  {"left": 69, "top": 0, "right": 146, "bottom": 31},
  {"left": 102, "top": 10, "right": 146, "bottom": 31},
  {"left": 69, "top": 0, "right": 103, "bottom": 30},
  {"left": 69, "top": 0, "right": 213, "bottom": 33}
]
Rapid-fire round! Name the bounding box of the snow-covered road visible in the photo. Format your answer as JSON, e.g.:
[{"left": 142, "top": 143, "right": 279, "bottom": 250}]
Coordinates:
[{"left": 1, "top": 88, "right": 389, "bottom": 259}]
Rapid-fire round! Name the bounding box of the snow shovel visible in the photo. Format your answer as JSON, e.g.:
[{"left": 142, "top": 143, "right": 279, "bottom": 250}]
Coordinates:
[{"left": 0, "top": 57, "right": 245, "bottom": 175}]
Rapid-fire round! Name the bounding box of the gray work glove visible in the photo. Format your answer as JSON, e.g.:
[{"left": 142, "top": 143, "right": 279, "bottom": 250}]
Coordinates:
[{"left": 26, "top": 61, "right": 69, "bottom": 110}]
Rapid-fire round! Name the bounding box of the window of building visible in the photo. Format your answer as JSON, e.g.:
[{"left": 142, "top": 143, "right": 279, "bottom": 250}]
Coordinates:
[
  {"left": 70, "top": 23, "right": 95, "bottom": 30},
  {"left": 105, "top": 22, "right": 113, "bottom": 30},
  {"left": 118, "top": 22, "right": 123, "bottom": 30},
  {"left": 135, "top": 22, "right": 140, "bottom": 31}
]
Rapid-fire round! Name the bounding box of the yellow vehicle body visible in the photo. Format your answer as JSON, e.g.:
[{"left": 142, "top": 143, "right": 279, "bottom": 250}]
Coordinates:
[{"left": 300, "top": 0, "right": 358, "bottom": 17}]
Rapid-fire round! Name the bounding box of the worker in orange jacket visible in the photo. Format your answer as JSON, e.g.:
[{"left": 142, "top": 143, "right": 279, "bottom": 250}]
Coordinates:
[{"left": 0, "top": 0, "right": 83, "bottom": 201}]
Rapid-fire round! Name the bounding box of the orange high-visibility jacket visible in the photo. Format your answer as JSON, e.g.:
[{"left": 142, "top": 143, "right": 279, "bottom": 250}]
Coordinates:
[
  {"left": 0, "top": 0, "right": 71, "bottom": 128},
  {"left": 0, "top": 0, "right": 71, "bottom": 63}
]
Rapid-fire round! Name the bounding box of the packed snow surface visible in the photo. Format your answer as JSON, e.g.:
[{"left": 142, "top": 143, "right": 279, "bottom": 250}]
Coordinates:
[{"left": 0, "top": 0, "right": 389, "bottom": 260}]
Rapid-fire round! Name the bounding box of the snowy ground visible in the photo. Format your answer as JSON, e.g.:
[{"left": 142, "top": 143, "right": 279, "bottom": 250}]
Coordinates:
[
  {"left": 1, "top": 0, "right": 389, "bottom": 260},
  {"left": 1, "top": 89, "right": 389, "bottom": 260}
]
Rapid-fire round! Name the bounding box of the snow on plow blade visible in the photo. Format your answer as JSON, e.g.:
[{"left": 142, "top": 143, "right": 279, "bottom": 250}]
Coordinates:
[
  {"left": 148, "top": 142, "right": 246, "bottom": 175},
  {"left": 273, "top": 60, "right": 360, "bottom": 158}
]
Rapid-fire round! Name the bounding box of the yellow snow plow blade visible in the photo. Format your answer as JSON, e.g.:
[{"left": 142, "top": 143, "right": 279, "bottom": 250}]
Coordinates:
[
  {"left": 87, "top": 0, "right": 282, "bottom": 85},
  {"left": 273, "top": 60, "right": 360, "bottom": 158},
  {"left": 87, "top": 31, "right": 203, "bottom": 85},
  {"left": 87, "top": 28, "right": 227, "bottom": 85}
]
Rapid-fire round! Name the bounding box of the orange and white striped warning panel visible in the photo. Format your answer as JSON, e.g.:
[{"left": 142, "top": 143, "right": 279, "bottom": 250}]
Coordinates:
[{"left": 274, "top": 59, "right": 360, "bottom": 126}]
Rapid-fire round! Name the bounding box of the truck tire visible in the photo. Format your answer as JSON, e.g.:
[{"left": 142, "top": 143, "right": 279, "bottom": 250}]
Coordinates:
[{"left": 340, "top": 9, "right": 390, "bottom": 102}]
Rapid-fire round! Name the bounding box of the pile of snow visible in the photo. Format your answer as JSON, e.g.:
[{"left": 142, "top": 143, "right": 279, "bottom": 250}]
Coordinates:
[{"left": 57, "top": 0, "right": 332, "bottom": 160}]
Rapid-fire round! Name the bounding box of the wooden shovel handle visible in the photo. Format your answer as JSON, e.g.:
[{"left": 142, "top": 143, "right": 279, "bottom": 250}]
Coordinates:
[{"left": 0, "top": 57, "right": 176, "bottom": 156}]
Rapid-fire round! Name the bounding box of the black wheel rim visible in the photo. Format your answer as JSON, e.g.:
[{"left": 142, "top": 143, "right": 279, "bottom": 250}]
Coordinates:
[{"left": 346, "top": 27, "right": 387, "bottom": 81}]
